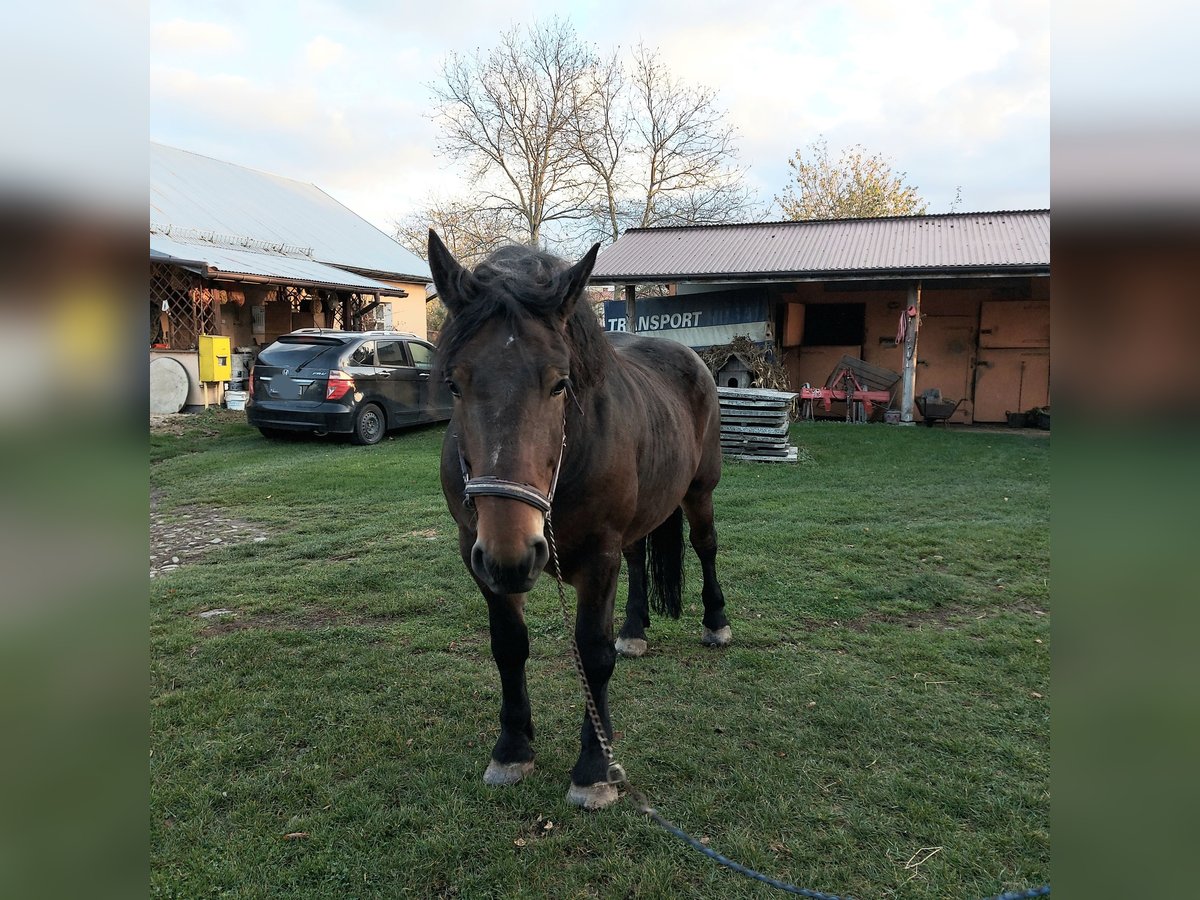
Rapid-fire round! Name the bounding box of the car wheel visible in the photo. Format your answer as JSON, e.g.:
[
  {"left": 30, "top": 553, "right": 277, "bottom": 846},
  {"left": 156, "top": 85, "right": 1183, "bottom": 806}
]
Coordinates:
[
  {"left": 352, "top": 403, "right": 385, "bottom": 445},
  {"left": 259, "top": 427, "right": 294, "bottom": 440}
]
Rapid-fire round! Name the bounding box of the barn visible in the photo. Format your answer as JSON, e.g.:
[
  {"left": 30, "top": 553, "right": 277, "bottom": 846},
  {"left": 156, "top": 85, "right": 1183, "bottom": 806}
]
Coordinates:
[
  {"left": 593, "top": 210, "right": 1050, "bottom": 425},
  {"left": 149, "top": 143, "right": 431, "bottom": 408}
]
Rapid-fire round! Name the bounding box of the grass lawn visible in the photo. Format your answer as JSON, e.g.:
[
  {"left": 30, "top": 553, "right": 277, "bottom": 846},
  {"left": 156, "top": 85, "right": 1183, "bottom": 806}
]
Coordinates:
[{"left": 150, "top": 412, "right": 1049, "bottom": 899}]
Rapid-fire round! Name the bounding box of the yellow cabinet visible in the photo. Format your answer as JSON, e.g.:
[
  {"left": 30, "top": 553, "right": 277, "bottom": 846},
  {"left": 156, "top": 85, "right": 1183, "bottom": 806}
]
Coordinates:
[{"left": 198, "top": 334, "right": 232, "bottom": 382}]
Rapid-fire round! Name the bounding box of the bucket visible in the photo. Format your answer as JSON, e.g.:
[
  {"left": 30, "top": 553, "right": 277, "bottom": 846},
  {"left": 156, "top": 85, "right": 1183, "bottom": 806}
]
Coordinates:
[
  {"left": 883, "top": 409, "right": 901, "bottom": 424},
  {"left": 224, "top": 389, "right": 248, "bottom": 411}
]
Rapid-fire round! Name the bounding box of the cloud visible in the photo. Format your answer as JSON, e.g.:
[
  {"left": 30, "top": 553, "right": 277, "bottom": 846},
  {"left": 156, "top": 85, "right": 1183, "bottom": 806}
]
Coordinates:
[
  {"left": 304, "top": 36, "right": 346, "bottom": 71},
  {"left": 151, "top": 19, "right": 241, "bottom": 54},
  {"left": 150, "top": 62, "right": 448, "bottom": 229}
]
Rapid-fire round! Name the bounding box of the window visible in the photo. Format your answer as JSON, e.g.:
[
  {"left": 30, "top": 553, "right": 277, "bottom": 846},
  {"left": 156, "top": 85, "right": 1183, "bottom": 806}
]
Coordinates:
[
  {"left": 802, "top": 303, "right": 865, "bottom": 346},
  {"left": 376, "top": 340, "right": 409, "bottom": 366},
  {"left": 348, "top": 341, "right": 376, "bottom": 366},
  {"left": 407, "top": 342, "right": 434, "bottom": 370}
]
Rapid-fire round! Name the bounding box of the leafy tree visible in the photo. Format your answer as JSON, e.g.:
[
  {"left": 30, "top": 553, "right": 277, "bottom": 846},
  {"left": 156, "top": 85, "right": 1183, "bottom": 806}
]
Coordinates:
[{"left": 776, "top": 137, "right": 928, "bottom": 219}]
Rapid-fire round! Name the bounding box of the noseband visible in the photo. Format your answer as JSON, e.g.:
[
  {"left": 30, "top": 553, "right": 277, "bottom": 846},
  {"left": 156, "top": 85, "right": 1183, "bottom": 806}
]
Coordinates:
[{"left": 457, "top": 416, "right": 567, "bottom": 515}]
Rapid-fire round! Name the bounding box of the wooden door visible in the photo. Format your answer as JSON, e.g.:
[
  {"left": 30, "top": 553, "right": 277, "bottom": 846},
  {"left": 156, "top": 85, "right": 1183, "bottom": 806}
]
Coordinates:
[
  {"left": 916, "top": 316, "right": 975, "bottom": 423},
  {"left": 973, "top": 349, "right": 1050, "bottom": 422},
  {"left": 979, "top": 301, "right": 1050, "bottom": 349}
]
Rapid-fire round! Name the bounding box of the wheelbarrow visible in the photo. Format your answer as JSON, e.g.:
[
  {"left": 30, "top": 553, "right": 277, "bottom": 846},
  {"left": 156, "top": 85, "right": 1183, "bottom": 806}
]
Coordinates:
[{"left": 916, "top": 394, "right": 963, "bottom": 426}]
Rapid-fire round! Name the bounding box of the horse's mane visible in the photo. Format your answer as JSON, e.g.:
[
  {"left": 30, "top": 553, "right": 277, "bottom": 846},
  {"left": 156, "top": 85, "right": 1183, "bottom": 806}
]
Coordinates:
[{"left": 436, "top": 244, "right": 614, "bottom": 391}]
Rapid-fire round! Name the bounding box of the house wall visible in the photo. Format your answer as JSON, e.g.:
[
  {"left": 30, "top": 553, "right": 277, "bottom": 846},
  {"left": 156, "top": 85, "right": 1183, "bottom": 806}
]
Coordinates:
[
  {"left": 375, "top": 279, "right": 428, "bottom": 338},
  {"left": 769, "top": 275, "right": 1050, "bottom": 424}
]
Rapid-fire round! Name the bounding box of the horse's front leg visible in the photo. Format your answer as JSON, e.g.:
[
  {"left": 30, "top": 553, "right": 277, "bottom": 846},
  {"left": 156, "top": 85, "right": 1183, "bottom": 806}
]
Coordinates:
[
  {"left": 461, "top": 528, "right": 536, "bottom": 786},
  {"left": 566, "top": 546, "right": 622, "bottom": 810}
]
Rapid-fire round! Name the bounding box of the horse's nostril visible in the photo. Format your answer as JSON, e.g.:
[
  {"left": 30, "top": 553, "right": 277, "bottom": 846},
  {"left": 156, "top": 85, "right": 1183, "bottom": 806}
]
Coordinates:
[
  {"left": 470, "top": 542, "right": 489, "bottom": 582},
  {"left": 530, "top": 535, "right": 550, "bottom": 571}
]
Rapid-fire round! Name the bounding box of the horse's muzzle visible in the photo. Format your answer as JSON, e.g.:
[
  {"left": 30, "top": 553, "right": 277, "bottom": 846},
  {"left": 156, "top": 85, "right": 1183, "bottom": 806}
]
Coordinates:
[{"left": 471, "top": 535, "right": 550, "bottom": 595}]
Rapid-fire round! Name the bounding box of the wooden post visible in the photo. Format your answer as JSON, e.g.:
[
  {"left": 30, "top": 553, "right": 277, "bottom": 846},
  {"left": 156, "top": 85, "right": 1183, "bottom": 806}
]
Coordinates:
[
  {"left": 899, "top": 282, "right": 922, "bottom": 424},
  {"left": 624, "top": 284, "right": 637, "bottom": 335}
]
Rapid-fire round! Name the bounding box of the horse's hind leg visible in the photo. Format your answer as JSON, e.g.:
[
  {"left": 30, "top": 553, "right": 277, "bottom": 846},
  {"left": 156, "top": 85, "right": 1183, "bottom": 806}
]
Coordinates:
[
  {"left": 683, "top": 486, "right": 731, "bottom": 647},
  {"left": 615, "top": 538, "right": 649, "bottom": 658}
]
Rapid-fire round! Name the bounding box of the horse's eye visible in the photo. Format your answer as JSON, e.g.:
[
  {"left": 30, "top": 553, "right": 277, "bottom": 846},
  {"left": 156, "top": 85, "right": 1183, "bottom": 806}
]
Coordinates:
[
  {"left": 551, "top": 378, "right": 570, "bottom": 397},
  {"left": 447, "top": 380, "right": 461, "bottom": 398}
]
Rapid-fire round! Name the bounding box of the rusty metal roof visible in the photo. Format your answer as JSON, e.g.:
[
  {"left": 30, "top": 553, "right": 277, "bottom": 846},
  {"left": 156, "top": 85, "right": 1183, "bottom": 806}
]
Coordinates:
[
  {"left": 150, "top": 143, "right": 431, "bottom": 282},
  {"left": 591, "top": 210, "right": 1050, "bottom": 283}
]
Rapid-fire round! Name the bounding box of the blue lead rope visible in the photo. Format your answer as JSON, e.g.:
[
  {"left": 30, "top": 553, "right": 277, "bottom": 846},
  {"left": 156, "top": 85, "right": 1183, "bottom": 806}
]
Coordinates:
[{"left": 638, "top": 798, "right": 1048, "bottom": 900}]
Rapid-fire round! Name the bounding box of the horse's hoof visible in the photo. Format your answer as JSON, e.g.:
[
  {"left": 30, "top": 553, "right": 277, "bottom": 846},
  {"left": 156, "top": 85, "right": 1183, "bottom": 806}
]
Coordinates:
[
  {"left": 567, "top": 781, "right": 620, "bottom": 810},
  {"left": 483, "top": 758, "right": 534, "bottom": 786},
  {"left": 615, "top": 637, "right": 647, "bottom": 658},
  {"left": 701, "top": 625, "right": 732, "bottom": 647}
]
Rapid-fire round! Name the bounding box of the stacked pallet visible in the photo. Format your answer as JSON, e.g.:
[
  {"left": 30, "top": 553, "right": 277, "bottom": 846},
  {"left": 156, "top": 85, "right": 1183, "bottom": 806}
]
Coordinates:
[{"left": 716, "top": 386, "right": 799, "bottom": 462}]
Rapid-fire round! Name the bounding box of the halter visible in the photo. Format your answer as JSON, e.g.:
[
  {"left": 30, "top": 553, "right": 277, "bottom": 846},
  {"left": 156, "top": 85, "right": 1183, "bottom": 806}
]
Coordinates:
[{"left": 457, "top": 415, "right": 567, "bottom": 515}]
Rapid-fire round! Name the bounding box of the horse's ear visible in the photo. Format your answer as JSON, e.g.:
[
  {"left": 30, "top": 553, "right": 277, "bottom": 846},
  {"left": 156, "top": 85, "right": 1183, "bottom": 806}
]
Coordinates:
[
  {"left": 427, "top": 229, "right": 473, "bottom": 314},
  {"left": 557, "top": 242, "right": 601, "bottom": 318}
]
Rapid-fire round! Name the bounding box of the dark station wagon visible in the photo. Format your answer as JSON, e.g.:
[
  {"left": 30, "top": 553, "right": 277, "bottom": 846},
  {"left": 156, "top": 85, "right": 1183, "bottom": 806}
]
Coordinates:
[{"left": 246, "top": 329, "right": 452, "bottom": 444}]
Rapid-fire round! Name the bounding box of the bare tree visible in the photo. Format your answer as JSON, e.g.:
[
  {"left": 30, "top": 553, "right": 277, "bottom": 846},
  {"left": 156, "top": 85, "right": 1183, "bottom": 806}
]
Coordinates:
[
  {"left": 569, "top": 45, "right": 757, "bottom": 245},
  {"left": 393, "top": 197, "right": 522, "bottom": 268},
  {"left": 776, "top": 137, "right": 928, "bottom": 219},
  {"left": 429, "top": 18, "right": 599, "bottom": 247},
  {"left": 628, "top": 46, "right": 755, "bottom": 231},
  {"left": 428, "top": 27, "right": 758, "bottom": 254},
  {"left": 567, "top": 49, "right": 631, "bottom": 246}
]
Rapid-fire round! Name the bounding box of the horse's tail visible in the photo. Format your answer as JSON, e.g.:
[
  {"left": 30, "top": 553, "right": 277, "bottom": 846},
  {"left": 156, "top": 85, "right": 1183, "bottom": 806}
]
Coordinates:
[{"left": 647, "top": 506, "right": 685, "bottom": 619}]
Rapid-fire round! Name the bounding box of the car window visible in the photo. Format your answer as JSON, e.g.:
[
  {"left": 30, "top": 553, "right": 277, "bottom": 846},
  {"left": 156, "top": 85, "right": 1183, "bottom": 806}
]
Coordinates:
[
  {"left": 376, "top": 340, "right": 409, "bottom": 366},
  {"left": 407, "top": 341, "right": 434, "bottom": 370},
  {"left": 348, "top": 341, "right": 376, "bottom": 366},
  {"left": 258, "top": 340, "right": 343, "bottom": 368}
]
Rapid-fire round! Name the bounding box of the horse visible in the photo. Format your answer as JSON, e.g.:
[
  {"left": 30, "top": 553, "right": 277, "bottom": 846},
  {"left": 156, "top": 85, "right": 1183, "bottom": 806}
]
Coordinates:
[{"left": 429, "top": 230, "right": 732, "bottom": 810}]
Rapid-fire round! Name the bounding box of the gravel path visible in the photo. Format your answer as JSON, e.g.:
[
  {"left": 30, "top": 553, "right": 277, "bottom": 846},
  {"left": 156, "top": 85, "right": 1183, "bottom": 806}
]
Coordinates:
[{"left": 150, "top": 488, "right": 271, "bottom": 579}]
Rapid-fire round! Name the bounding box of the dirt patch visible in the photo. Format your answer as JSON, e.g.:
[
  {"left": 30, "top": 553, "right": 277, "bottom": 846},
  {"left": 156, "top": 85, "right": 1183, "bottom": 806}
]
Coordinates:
[
  {"left": 151, "top": 487, "right": 272, "bottom": 579},
  {"left": 150, "top": 409, "right": 245, "bottom": 435},
  {"left": 197, "top": 607, "right": 381, "bottom": 636}
]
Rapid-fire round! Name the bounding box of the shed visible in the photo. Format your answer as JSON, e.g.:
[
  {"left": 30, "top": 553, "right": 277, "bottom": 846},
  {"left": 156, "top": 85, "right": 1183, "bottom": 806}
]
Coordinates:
[{"left": 593, "top": 210, "right": 1051, "bottom": 425}]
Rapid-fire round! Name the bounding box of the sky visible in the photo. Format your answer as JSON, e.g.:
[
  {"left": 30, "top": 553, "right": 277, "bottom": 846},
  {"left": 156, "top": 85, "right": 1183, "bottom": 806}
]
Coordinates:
[{"left": 149, "top": 0, "right": 1051, "bottom": 236}]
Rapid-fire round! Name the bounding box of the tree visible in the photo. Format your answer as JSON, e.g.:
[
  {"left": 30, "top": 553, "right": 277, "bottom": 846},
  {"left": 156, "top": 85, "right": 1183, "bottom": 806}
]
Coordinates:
[
  {"left": 570, "top": 45, "right": 756, "bottom": 245},
  {"left": 775, "top": 137, "right": 928, "bottom": 220},
  {"left": 429, "top": 18, "right": 599, "bottom": 247},
  {"left": 393, "top": 197, "right": 521, "bottom": 269},
  {"left": 625, "top": 46, "right": 755, "bottom": 232},
  {"left": 427, "top": 23, "right": 758, "bottom": 254},
  {"left": 392, "top": 198, "right": 526, "bottom": 338}
]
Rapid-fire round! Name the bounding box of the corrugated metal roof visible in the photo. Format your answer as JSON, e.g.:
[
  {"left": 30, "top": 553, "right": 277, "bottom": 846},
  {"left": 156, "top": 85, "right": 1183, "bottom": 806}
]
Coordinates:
[
  {"left": 591, "top": 210, "right": 1050, "bottom": 282},
  {"left": 150, "top": 143, "right": 431, "bottom": 282},
  {"left": 150, "top": 235, "right": 409, "bottom": 295}
]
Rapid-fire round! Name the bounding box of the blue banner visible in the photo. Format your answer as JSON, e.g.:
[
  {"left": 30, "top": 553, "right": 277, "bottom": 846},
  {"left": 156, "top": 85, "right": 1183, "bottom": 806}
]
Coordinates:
[{"left": 603, "top": 290, "right": 769, "bottom": 348}]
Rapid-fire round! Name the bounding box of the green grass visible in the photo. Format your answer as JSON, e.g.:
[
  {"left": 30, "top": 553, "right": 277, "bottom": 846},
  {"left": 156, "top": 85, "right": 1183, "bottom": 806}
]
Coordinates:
[{"left": 151, "top": 412, "right": 1049, "bottom": 898}]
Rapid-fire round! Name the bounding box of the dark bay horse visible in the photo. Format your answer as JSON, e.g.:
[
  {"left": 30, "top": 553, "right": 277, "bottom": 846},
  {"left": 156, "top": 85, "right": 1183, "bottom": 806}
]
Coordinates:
[{"left": 429, "top": 231, "right": 731, "bottom": 810}]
